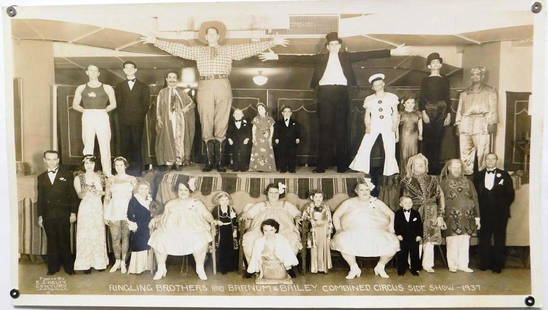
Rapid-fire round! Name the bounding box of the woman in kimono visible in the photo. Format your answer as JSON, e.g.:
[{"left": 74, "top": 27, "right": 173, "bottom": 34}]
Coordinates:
[
  {"left": 440, "top": 159, "right": 480, "bottom": 273},
  {"left": 400, "top": 153, "right": 446, "bottom": 273},
  {"left": 155, "top": 71, "right": 196, "bottom": 170},
  {"left": 247, "top": 219, "right": 299, "bottom": 284}
]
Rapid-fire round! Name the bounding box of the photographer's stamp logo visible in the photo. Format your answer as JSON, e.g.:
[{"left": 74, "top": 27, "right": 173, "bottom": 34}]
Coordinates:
[{"left": 35, "top": 277, "right": 68, "bottom": 292}]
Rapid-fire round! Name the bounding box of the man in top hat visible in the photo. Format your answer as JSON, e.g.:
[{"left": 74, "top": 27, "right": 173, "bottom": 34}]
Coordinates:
[
  {"left": 141, "top": 21, "right": 287, "bottom": 172},
  {"left": 455, "top": 66, "right": 498, "bottom": 175},
  {"left": 260, "top": 32, "right": 411, "bottom": 173},
  {"left": 115, "top": 61, "right": 150, "bottom": 176},
  {"left": 418, "top": 52, "right": 451, "bottom": 175},
  {"left": 349, "top": 73, "right": 400, "bottom": 176}
]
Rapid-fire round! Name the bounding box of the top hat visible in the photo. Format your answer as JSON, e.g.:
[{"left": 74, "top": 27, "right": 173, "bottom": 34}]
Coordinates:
[
  {"left": 197, "top": 20, "right": 227, "bottom": 45},
  {"left": 426, "top": 52, "right": 443, "bottom": 66},
  {"left": 325, "top": 32, "right": 342, "bottom": 44}
]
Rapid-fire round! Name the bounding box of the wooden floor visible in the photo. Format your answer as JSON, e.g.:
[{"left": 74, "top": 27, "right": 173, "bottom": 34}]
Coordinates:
[{"left": 18, "top": 259, "right": 531, "bottom": 296}]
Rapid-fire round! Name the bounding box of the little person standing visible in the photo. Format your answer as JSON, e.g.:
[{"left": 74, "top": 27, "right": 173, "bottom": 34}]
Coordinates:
[{"left": 394, "top": 196, "right": 423, "bottom": 276}]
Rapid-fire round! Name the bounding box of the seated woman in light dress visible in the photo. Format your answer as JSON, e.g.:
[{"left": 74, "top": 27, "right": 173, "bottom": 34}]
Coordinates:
[
  {"left": 241, "top": 183, "right": 301, "bottom": 271},
  {"left": 148, "top": 178, "right": 214, "bottom": 280},
  {"left": 331, "top": 179, "right": 400, "bottom": 279},
  {"left": 247, "top": 219, "right": 298, "bottom": 284}
]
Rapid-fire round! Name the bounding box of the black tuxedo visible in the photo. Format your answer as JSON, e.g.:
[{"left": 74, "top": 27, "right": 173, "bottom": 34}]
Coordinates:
[
  {"left": 37, "top": 167, "right": 78, "bottom": 274},
  {"left": 115, "top": 79, "right": 151, "bottom": 176},
  {"left": 286, "top": 50, "right": 391, "bottom": 171},
  {"left": 273, "top": 117, "right": 301, "bottom": 172},
  {"left": 394, "top": 208, "right": 423, "bottom": 273},
  {"left": 473, "top": 168, "right": 515, "bottom": 271},
  {"left": 226, "top": 118, "right": 252, "bottom": 171}
]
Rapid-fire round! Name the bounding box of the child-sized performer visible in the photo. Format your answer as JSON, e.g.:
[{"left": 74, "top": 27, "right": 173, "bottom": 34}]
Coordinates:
[
  {"left": 394, "top": 196, "right": 423, "bottom": 276},
  {"left": 227, "top": 109, "right": 252, "bottom": 172},
  {"left": 273, "top": 106, "right": 301, "bottom": 173},
  {"left": 301, "top": 190, "right": 333, "bottom": 273}
]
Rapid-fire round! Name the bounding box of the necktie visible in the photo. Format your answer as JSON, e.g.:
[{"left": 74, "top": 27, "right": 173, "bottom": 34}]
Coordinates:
[
  {"left": 170, "top": 89, "right": 177, "bottom": 112},
  {"left": 404, "top": 210, "right": 411, "bottom": 213},
  {"left": 128, "top": 78, "right": 136, "bottom": 82},
  {"left": 487, "top": 170, "right": 495, "bottom": 174},
  {"left": 48, "top": 170, "right": 57, "bottom": 174}
]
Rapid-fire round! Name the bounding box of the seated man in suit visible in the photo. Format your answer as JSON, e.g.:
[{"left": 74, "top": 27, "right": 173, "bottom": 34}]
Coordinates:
[
  {"left": 273, "top": 106, "right": 301, "bottom": 173},
  {"left": 473, "top": 153, "right": 515, "bottom": 273},
  {"left": 37, "top": 150, "right": 78, "bottom": 275}
]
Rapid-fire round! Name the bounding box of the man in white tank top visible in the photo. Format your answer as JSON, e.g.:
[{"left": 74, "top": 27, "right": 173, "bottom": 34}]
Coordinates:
[{"left": 72, "top": 64, "right": 117, "bottom": 176}]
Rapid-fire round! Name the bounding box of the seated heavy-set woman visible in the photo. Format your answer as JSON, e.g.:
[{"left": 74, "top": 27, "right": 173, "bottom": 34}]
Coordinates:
[
  {"left": 247, "top": 219, "right": 299, "bottom": 284},
  {"left": 241, "top": 183, "right": 302, "bottom": 270},
  {"left": 331, "top": 178, "right": 400, "bottom": 279},
  {"left": 148, "top": 178, "right": 214, "bottom": 280}
]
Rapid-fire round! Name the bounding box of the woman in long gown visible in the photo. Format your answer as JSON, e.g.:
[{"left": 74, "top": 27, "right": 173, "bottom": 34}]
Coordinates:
[
  {"left": 148, "top": 178, "right": 214, "bottom": 280},
  {"left": 247, "top": 219, "right": 299, "bottom": 284},
  {"left": 249, "top": 102, "right": 276, "bottom": 172},
  {"left": 399, "top": 97, "right": 423, "bottom": 174},
  {"left": 127, "top": 181, "right": 161, "bottom": 274},
  {"left": 331, "top": 179, "right": 399, "bottom": 279},
  {"left": 400, "top": 153, "right": 446, "bottom": 272},
  {"left": 104, "top": 156, "right": 136, "bottom": 273},
  {"left": 241, "top": 183, "right": 301, "bottom": 267},
  {"left": 440, "top": 159, "right": 480, "bottom": 273},
  {"left": 211, "top": 191, "right": 239, "bottom": 274},
  {"left": 73, "top": 155, "right": 109, "bottom": 273},
  {"left": 301, "top": 190, "right": 333, "bottom": 273},
  {"left": 155, "top": 71, "right": 196, "bottom": 170}
]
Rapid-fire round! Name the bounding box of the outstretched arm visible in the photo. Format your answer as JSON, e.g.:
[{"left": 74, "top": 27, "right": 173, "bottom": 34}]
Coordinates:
[{"left": 142, "top": 34, "right": 199, "bottom": 60}]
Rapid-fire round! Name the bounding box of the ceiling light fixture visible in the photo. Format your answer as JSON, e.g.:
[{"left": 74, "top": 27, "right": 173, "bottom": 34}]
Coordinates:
[{"left": 253, "top": 70, "right": 268, "bottom": 86}]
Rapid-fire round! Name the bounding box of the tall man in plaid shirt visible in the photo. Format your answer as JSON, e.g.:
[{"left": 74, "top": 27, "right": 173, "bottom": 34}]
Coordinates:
[{"left": 142, "top": 21, "right": 287, "bottom": 172}]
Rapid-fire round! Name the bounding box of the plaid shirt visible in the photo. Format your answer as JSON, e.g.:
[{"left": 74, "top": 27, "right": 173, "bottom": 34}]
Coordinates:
[{"left": 155, "top": 39, "right": 276, "bottom": 76}]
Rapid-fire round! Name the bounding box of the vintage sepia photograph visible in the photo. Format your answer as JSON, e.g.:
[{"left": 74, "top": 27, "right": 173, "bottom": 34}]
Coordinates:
[{"left": 2, "top": 0, "right": 546, "bottom": 307}]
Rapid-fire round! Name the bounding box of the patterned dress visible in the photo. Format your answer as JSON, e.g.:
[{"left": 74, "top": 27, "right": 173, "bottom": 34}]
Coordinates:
[
  {"left": 400, "top": 175, "right": 444, "bottom": 244},
  {"left": 440, "top": 176, "right": 480, "bottom": 236},
  {"left": 301, "top": 202, "right": 333, "bottom": 273},
  {"left": 249, "top": 115, "right": 276, "bottom": 172},
  {"left": 74, "top": 173, "right": 109, "bottom": 271}
]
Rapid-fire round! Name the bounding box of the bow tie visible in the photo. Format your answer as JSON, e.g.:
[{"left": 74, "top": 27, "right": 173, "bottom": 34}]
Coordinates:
[
  {"left": 235, "top": 120, "right": 242, "bottom": 123},
  {"left": 285, "top": 119, "right": 290, "bottom": 122},
  {"left": 404, "top": 210, "right": 411, "bottom": 213},
  {"left": 127, "top": 79, "right": 136, "bottom": 82},
  {"left": 487, "top": 170, "right": 496, "bottom": 174},
  {"left": 48, "top": 169, "right": 58, "bottom": 174}
]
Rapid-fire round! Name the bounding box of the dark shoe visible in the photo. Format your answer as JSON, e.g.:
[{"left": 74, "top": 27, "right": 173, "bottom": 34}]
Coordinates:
[
  {"left": 46, "top": 271, "right": 57, "bottom": 275},
  {"left": 313, "top": 168, "right": 325, "bottom": 173},
  {"left": 84, "top": 269, "right": 92, "bottom": 274},
  {"left": 280, "top": 169, "right": 287, "bottom": 173},
  {"left": 337, "top": 167, "right": 348, "bottom": 173},
  {"left": 243, "top": 272, "right": 254, "bottom": 279},
  {"left": 492, "top": 268, "right": 502, "bottom": 273},
  {"left": 397, "top": 270, "right": 405, "bottom": 276},
  {"left": 214, "top": 140, "right": 226, "bottom": 172},
  {"left": 289, "top": 169, "right": 296, "bottom": 173},
  {"left": 287, "top": 268, "right": 297, "bottom": 278},
  {"left": 64, "top": 269, "right": 74, "bottom": 275},
  {"left": 202, "top": 140, "right": 215, "bottom": 172},
  {"left": 410, "top": 270, "right": 419, "bottom": 276}
]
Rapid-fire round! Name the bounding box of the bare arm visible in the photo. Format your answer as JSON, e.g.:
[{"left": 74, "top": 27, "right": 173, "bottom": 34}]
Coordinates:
[
  {"left": 72, "top": 85, "right": 86, "bottom": 113},
  {"left": 104, "top": 85, "right": 117, "bottom": 112}
]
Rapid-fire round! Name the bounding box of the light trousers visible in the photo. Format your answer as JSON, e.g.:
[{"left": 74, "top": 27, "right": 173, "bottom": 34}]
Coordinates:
[
  {"left": 82, "top": 110, "right": 112, "bottom": 175},
  {"left": 349, "top": 129, "right": 399, "bottom": 175},
  {"left": 446, "top": 234, "right": 471, "bottom": 270},
  {"left": 197, "top": 79, "right": 232, "bottom": 142},
  {"left": 421, "top": 242, "right": 435, "bottom": 269},
  {"left": 459, "top": 133, "right": 490, "bottom": 175}
]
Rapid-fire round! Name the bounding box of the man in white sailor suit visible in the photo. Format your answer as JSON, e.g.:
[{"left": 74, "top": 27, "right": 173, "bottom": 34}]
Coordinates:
[{"left": 349, "top": 73, "right": 400, "bottom": 176}]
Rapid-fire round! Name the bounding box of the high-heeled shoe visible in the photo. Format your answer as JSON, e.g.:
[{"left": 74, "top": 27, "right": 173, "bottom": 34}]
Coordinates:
[
  {"left": 423, "top": 267, "right": 435, "bottom": 273},
  {"left": 345, "top": 266, "right": 361, "bottom": 279},
  {"left": 153, "top": 265, "right": 167, "bottom": 280},
  {"left": 110, "top": 260, "right": 121, "bottom": 273},
  {"left": 196, "top": 268, "right": 208, "bottom": 280},
  {"left": 374, "top": 264, "right": 389, "bottom": 279}
]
